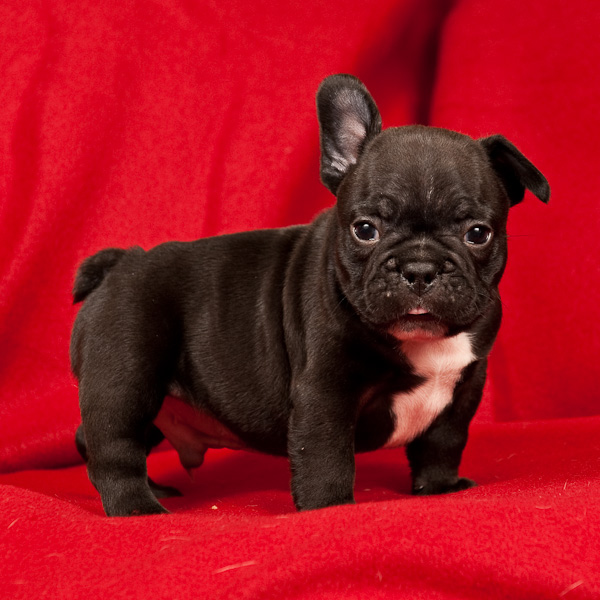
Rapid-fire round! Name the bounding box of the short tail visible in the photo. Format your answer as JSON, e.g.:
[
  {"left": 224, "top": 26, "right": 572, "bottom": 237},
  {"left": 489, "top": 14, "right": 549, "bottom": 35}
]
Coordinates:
[{"left": 72, "top": 248, "right": 127, "bottom": 303}]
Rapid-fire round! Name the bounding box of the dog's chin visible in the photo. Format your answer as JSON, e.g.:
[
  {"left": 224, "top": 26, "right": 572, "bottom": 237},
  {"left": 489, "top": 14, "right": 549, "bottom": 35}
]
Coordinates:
[{"left": 387, "top": 313, "right": 449, "bottom": 342}]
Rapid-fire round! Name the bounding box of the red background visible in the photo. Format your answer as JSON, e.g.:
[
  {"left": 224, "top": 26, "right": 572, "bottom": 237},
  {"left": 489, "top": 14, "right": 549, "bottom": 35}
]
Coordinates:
[{"left": 1, "top": 0, "right": 599, "bottom": 598}]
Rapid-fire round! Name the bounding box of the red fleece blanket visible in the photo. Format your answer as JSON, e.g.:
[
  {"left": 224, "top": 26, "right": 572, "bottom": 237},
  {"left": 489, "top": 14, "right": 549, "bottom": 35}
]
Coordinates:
[{"left": 1, "top": 0, "right": 598, "bottom": 598}]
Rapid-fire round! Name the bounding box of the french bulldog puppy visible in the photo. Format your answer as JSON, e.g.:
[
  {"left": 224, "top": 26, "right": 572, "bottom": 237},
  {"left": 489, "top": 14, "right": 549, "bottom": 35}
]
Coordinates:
[{"left": 71, "top": 74, "right": 549, "bottom": 516}]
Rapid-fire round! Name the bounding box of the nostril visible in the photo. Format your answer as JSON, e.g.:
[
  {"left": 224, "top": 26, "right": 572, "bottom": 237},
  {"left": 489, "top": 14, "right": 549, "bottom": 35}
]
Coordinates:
[{"left": 401, "top": 262, "right": 439, "bottom": 293}]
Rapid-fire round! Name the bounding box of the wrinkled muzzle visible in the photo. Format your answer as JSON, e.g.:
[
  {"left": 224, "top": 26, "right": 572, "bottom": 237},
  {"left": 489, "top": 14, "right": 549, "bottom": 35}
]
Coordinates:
[{"left": 359, "top": 241, "right": 490, "bottom": 339}]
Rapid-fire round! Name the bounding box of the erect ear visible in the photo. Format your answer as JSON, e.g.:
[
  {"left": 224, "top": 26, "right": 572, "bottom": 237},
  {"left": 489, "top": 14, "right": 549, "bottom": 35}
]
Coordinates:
[
  {"left": 479, "top": 134, "right": 550, "bottom": 206},
  {"left": 316, "top": 74, "right": 382, "bottom": 195}
]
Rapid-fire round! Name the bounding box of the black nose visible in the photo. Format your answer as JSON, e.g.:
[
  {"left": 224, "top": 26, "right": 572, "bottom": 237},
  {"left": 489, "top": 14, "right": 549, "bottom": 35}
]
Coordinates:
[{"left": 401, "top": 262, "right": 439, "bottom": 295}]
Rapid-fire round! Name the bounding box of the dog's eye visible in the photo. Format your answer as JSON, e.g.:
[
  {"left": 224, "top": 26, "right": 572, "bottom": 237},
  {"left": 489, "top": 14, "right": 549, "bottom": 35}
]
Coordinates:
[
  {"left": 352, "top": 221, "right": 380, "bottom": 243},
  {"left": 464, "top": 225, "right": 492, "bottom": 246}
]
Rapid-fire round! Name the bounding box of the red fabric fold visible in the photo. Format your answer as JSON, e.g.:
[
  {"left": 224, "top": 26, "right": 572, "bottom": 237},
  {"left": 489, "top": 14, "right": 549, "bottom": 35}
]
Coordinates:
[{"left": 1, "top": 0, "right": 598, "bottom": 597}]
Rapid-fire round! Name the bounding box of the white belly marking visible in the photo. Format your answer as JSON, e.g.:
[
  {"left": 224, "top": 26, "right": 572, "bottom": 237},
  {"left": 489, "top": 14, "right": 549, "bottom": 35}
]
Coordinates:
[{"left": 384, "top": 332, "right": 475, "bottom": 447}]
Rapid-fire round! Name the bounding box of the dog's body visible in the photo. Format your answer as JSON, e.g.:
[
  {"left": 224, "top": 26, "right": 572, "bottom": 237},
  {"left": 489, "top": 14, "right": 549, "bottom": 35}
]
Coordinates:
[{"left": 71, "top": 75, "right": 549, "bottom": 516}]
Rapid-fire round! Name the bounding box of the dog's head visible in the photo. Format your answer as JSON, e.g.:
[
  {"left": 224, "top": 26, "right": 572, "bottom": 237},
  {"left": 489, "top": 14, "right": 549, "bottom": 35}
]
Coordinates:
[{"left": 317, "top": 74, "right": 549, "bottom": 340}]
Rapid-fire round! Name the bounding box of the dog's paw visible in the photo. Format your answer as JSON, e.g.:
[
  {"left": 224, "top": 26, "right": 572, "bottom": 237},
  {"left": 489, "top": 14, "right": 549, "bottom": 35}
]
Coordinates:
[
  {"left": 128, "top": 503, "right": 169, "bottom": 516},
  {"left": 412, "top": 477, "right": 476, "bottom": 496},
  {"left": 103, "top": 491, "right": 170, "bottom": 517}
]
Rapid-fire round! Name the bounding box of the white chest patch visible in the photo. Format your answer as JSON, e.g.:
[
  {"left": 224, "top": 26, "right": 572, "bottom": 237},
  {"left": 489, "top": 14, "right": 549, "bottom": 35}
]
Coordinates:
[{"left": 384, "top": 332, "right": 475, "bottom": 447}]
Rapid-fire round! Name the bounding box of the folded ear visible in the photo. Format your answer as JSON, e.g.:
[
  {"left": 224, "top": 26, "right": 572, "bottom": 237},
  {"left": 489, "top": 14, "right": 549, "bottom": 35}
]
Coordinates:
[
  {"left": 316, "top": 74, "right": 382, "bottom": 194},
  {"left": 479, "top": 134, "right": 550, "bottom": 206}
]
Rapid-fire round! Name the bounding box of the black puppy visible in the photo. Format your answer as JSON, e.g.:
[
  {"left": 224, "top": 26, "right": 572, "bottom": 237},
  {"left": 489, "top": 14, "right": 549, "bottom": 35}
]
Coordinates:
[{"left": 71, "top": 74, "right": 549, "bottom": 516}]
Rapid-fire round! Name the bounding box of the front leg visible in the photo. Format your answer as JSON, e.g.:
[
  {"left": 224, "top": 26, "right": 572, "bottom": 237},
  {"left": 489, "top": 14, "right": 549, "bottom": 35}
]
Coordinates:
[
  {"left": 288, "top": 380, "right": 358, "bottom": 511},
  {"left": 406, "top": 359, "right": 487, "bottom": 496}
]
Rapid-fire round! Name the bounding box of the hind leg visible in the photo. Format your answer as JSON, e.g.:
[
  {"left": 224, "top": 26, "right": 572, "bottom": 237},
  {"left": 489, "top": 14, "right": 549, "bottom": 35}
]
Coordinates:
[
  {"left": 76, "top": 423, "right": 181, "bottom": 500},
  {"left": 71, "top": 246, "right": 182, "bottom": 516},
  {"left": 78, "top": 352, "right": 167, "bottom": 516},
  {"left": 82, "top": 390, "right": 167, "bottom": 516}
]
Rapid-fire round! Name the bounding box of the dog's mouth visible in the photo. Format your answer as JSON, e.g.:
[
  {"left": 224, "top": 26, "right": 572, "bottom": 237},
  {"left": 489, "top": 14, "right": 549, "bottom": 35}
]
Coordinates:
[{"left": 388, "top": 307, "right": 449, "bottom": 341}]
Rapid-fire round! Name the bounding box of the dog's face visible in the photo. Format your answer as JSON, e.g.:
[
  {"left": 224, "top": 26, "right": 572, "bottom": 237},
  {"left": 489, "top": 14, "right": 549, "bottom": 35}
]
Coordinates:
[{"left": 317, "top": 75, "right": 549, "bottom": 340}]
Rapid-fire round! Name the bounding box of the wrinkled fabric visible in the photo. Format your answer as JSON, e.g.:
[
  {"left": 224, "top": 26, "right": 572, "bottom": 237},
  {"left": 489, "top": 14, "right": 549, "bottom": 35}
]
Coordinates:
[{"left": 1, "top": 0, "right": 598, "bottom": 597}]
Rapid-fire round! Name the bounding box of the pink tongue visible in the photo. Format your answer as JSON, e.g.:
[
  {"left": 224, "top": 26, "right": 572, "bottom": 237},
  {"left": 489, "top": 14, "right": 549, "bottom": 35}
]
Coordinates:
[{"left": 408, "top": 307, "right": 429, "bottom": 315}]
